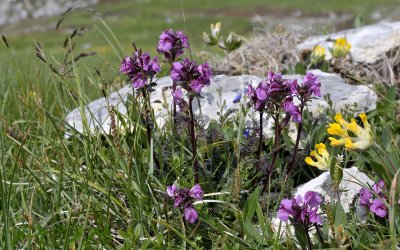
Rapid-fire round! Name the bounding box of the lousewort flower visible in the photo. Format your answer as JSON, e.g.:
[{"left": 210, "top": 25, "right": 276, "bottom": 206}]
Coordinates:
[
  {"left": 291, "top": 72, "right": 321, "bottom": 102},
  {"left": 331, "top": 37, "right": 351, "bottom": 58},
  {"left": 305, "top": 143, "right": 331, "bottom": 170},
  {"left": 171, "top": 88, "right": 188, "bottom": 112},
  {"left": 327, "top": 113, "right": 372, "bottom": 151},
  {"left": 157, "top": 29, "right": 189, "bottom": 62},
  {"left": 359, "top": 180, "right": 388, "bottom": 218},
  {"left": 171, "top": 58, "right": 212, "bottom": 94},
  {"left": 278, "top": 191, "right": 323, "bottom": 226},
  {"left": 247, "top": 71, "right": 308, "bottom": 123},
  {"left": 284, "top": 97, "right": 302, "bottom": 123},
  {"left": 167, "top": 184, "right": 203, "bottom": 223},
  {"left": 120, "top": 51, "right": 161, "bottom": 89}
]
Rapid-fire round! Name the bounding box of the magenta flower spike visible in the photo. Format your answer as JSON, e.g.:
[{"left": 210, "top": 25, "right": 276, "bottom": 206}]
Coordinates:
[
  {"left": 120, "top": 57, "right": 134, "bottom": 75},
  {"left": 170, "top": 58, "right": 211, "bottom": 95},
  {"left": 278, "top": 191, "right": 323, "bottom": 226},
  {"left": 359, "top": 179, "right": 390, "bottom": 218},
  {"left": 157, "top": 29, "right": 189, "bottom": 62},
  {"left": 120, "top": 51, "right": 161, "bottom": 90},
  {"left": 189, "top": 184, "right": 204, "bottom": 200},
  {"left": 167, "top": 183, "right": 203, "bottom": 224},
  {"left": 184, "top": 207, "right": 199, "bottom": 224},
  {"left": 370, "top": 199, "right": 387, "bottom": 218}
]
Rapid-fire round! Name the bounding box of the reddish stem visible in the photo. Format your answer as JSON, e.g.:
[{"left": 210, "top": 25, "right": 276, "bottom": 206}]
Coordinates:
[
  {"left": 188, "top": 95, "right": 199, "bottom": 183},
  {"left": 286, "top": 105, "right": 304, "bottom": 177}
]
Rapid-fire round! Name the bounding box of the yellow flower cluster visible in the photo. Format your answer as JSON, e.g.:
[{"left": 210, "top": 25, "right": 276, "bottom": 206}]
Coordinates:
[
  {"left": 327, "top": 113, "right": 372, "bottom": 151},
  {"left": 331, "top": 37, "right": 351, "bottom": 58},
  {"left": 305, "top": 143, "right": 331, "bottom": 170},
  {"left": 305, "top": 112, "right": 372, "bottom": 170},
  {"left": 310, "top": 45, "right": 326, "bottom": 65},
  {"left": 313, "top": 45, "right": 325, "bottom": 58}
]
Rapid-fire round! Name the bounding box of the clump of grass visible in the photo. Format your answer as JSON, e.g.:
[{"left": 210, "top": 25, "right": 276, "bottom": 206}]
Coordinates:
[{"left": 205, "top": 29, "right": 302, "bottom": 75}]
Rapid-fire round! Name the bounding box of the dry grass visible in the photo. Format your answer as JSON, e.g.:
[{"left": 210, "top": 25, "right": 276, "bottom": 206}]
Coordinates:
[
  {"left": 206, "top": 29, "right": 399, "bottom": 98},
  {"left": 203, "top": 29, "right": 303, "bottom": 76},
  {"left": 330, "top": 47, "right": 400, "bottom": 96}
]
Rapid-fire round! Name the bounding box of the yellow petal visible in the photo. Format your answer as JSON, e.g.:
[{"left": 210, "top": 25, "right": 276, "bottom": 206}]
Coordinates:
[
  {"left": 305, "top": 157, "right": 317, "bottom": 167},
  {"left": 347, "top": 118, "right": 359, "bottom": 134},
  {"left": 327, "top": 123, "right": 345, "bottom": 136},
  {"left": 334, "top": 113, "right": 343, "bottom": 123},
  {"left": 344, "top": 138, "right": 356, "bottom": 150},
  {"left": 328, "top": 137, "right": 346, "bottom": 147}
]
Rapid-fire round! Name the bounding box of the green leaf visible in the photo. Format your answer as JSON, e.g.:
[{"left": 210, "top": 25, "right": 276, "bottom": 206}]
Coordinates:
[
  {"left": 334, "top": 202, "right": 347, "bottom": 226},
  {"left": 295, "top": 63, "right": 306, "bottom": 75},
  {"left": 242, "top": 187, "right": 264, "bottom": 244},
  {"left": 293, "top": 224, "right": 308, "bottom": 250}
]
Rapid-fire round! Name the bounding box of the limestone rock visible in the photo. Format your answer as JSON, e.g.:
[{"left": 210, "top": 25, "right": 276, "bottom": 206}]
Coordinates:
[
  {"left": 65, "top": 71, "right": 377, "bottom": 137},
  {"left": 271, "top": 167, "right": 373, "bottom": 237},
  {"left": 297, "top": 21, "right": 400, "bottom": 63},
  {"left": 293, "top": 166, "right": 374, "bottom": 213}
]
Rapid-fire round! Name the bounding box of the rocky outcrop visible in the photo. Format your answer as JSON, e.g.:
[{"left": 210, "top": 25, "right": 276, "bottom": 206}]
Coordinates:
[
  {"left": 293, "top": 167, "right": 374, "bottom": 213},
  {"left": 297, "top": 21, "right": 400, "bottom": 64},
  {"left": 65, "top": 71, "right": 377, "bottom": 137}
]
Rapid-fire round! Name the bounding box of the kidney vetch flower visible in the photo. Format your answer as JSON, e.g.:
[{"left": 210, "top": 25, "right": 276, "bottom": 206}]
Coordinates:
[{"left": 327, "top": 113, "right": 372, "bottom": 151}]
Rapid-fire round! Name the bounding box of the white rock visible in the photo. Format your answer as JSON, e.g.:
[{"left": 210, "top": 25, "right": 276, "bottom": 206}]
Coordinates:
[
  {"left": 65, "top": 71, "right": 377, "bottom": 137},
  {"left": 297, "top": 21, "right": 400, "bottom": 63},
  {"left": 293, "top": 166, "right": 374, "bottom": 213},
  {"left": 271, "top": 167, "right": 373, "bottom": 237}
]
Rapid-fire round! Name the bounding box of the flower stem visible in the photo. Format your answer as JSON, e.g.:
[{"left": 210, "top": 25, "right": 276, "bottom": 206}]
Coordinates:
[
  {"left": 305, "top": 226, "right": 313, "bottom": 250},
  {"left": 315, "top": 224, "right": 325, "bottom": 245},
  {"left": 172, "top": 81, "right": 177, "bottom": 122},
  {"left": 141, "top": 89, "right": 160, "bottom": 171},
  {"left": 257, "top": 111, "right": 264, "bottom": 169},
  {"left": 189, "top": 95, "right": 199, "bottom": 184},
  {"left": 286, "top": 105, "right": 304, "bottom": 177},
  {"left": 263, "top": 111, "right": 280, "bottom": 191}
]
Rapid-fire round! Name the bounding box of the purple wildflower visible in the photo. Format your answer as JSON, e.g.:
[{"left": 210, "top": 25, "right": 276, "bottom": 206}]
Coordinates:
[
  {"left": 359, "top": 179, "right": 390, "bottom": 218},
  {"left": 167, "top": 183, "right": 178, "bottom": 197},
  {"left": 246, "top": 71, "right": 294, "bottom": 114},
  {"left": 246, "top": 84, "right": 264, "bottom": 111},
  {"left": 167, "top": 183, "right": 203, "bottom": 224},
  {"left": 120, "top": 57, "right": 134, "bottom": 75},
  {"left": 284, "top": 97, "right": 302, "bottom": 123},
  {"left": 373, "top": 179, "right": 385, "bottom": 195},
  {"left": 278, "top": 191, "right": 323, "bottom": 226},
  {"left": 291, "top": 73, "right": 321, "bottom": 101},
  {"left": 157, "top": 29, "right": 189, "bottom": 62},
  {"left": 359, "top": 188, "right": 372, "bottom": 207},
  {"left": 171, "top": 58, "right": 212, "bottom": 94},
  {"left": 120, "top": 51, "right": 161, "bottom": 89},
  {"left": 190, "top": 184, "right": 204, "bottom": 200},
  {"left": 370, "top": 199, "right": 387, "bottom": 218},
  {"left": 172, "top": 88, "right": 183, "bottom": 103},
  {"left": 184, "top": 206, "right": 198, "bottom": 224},
  {"left": 172, "top": 88, "right": 189, "bottom": 112}
]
